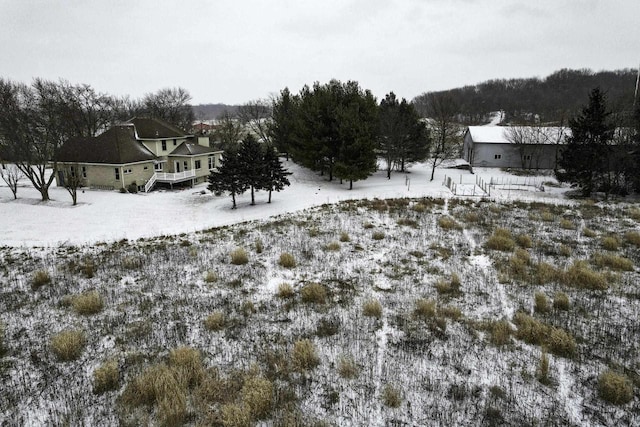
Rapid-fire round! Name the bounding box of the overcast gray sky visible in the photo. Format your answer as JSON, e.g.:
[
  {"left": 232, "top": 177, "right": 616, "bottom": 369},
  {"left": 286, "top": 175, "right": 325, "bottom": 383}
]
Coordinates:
[{"left": 1, "top": 0, "right": 638, "bottom": 105}]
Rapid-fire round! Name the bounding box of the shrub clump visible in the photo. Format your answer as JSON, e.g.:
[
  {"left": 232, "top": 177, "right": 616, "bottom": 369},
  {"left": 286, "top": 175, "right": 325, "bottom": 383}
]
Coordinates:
[
  {"left": 372, "top": 230, "right": 385, "bottom": 240},
  {"left": 515, "top": 234, "right": 533, "bottom": 248},
  {"left": 362, "top": 299, "right": 383, "bottom": 318},
  {"left": 435, "top": 273, "right": 462, "bottom": 296},
  {"left": 31, "top": 270, "right": 51, "bottom": 289},
  {"left": 560, "top": 218, "right": 576, "bottom": 230},
  {"left": 513, "top": 313, "right": 576, "bottom": 357},
  {"left": 414, "top": 298, "right": 437, "bottom": 320},
  {"left": 598, "top": 370, "right": 634, "bottom": 405},
  {"left": 230, "top": 248, "right": 249, "bottom": 265},
  {"left": 51, "top": 329, "right": 86, "bottom": 362},
  {"left": 325, "top": 241, "right": 341, "bottom": 251},
  {"left": 592, "top": 253, "right": 634, "bottom": 271},
  {"left": 277, "top": 283, "right": 295, "bottom": 299},
  {"left": 534, "top": 292, "right": 549, "bottom": 314},
  {"left": 553, "top": 292, "right": 570, "bottom": 311},
  {"left": 337, "top": 355, "right": 359, "bottom": 379},
  {"left": 339, "top": 232, "right": 350, "bottom": 242},
  {"left": 485, "top": 228, "right": 515, "bottom": 252},
  {"left": 93, "top": 360, "right": 119, "bottom": 394},
  {"left": 601, "top": 236, "right": 620, "bottom": 251},
  {"left": 381, "top": 384, "right": 402, "bottom": 408},
  {"left": 71, "top": 291, "right": 104, "bottom": 315},
  {"left": 204, "top": 311, "right": 226, "bottom": 331},
  {"left": 291, "top": 339, "right": 320, "bottom": 371},
  {"left": 204, "top": 270, "right": 218, "bottom": 283},
  {"left": 625, "top": 231, "right": 640, "bottom": 246},
  {"left": 300, "top": 283, "right": 327, "bottom": 304},
  {"left": 489, "top": 320, "right": 513, "bottom": 346},
  {"left": 278, "top": 252, "right": 297, "bottom": 269},
  {"left": 241, "top": 375, "right": 274, "bottom": 419},
  {"left": 563, "top": 261, "right": 609, "bottom": 290},
  {"left": 438, "top": 216, "right": 462, "bottom": 230}
]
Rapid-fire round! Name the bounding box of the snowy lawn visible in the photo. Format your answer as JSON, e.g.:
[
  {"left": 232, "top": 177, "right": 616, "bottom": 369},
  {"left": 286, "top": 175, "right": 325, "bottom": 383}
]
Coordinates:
[{"left": 0, "top": 161, "right": 567, "bottom": 247}]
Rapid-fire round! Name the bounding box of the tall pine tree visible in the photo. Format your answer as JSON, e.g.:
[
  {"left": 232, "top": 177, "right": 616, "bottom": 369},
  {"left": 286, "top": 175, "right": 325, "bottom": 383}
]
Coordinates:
[
  {"left": 238, "top": 134, "right": 265, "bottom": 205},
  {"left": 261, "top": 144, "right": 291, "bottom": 202},
  {"left": 208, "top": 147, "right": 248, "bottom": 209},
  {"left": 558, "top": 88, "right": 615, "bottom": 196}
]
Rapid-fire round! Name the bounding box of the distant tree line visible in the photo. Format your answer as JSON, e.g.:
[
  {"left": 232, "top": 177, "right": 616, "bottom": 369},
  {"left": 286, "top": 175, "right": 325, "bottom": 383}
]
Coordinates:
[
  {"left": 413, "top": 68, "right": 639, "bottom": 124},
  {"left": 0, "top": 77, "right": 194, "bottom": 202}
]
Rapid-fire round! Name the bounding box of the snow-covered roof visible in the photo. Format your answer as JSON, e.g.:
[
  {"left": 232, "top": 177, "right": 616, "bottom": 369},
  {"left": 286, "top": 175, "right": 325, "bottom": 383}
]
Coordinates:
[{"left": 466, "top": 126, "right": 569, "bottom": 145}]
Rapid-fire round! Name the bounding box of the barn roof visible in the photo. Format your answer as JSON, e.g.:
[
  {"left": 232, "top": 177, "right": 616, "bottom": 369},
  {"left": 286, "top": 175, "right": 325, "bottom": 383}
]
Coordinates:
[{"left": 466, "top": 126, "right": 569, "bottom": 145}]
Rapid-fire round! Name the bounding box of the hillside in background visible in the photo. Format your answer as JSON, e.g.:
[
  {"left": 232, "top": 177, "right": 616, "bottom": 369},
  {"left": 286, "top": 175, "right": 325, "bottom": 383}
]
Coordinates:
[
  {"left": 192, "top": 103, "right": 239, "bottom": 120},
  {"left": 413, "top": 68, "right": 639, "bottom": 124}
]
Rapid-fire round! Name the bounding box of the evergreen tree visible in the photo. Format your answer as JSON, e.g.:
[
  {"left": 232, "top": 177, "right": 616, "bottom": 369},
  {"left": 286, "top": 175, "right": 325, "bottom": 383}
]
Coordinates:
[
  {"left": 557, "top": 88, "right": 615, "bottom": 196},
  {"left": 262, "top": 144, "right": 291, "bottom": 202},
  {"left": 334, "top": 87, "right": 379, "bottom": 189},
  {"left": 273, "top": 80, "right": 379, "bottom": 185},
  {"left": 208, "top": 148, "right": 248, "bottom": 209},
  {"left": 238, "top": 134, "right": 265, "bottom": 205},
  {"left": 269, "top": 88, "right": 297, "bottom": 160}
]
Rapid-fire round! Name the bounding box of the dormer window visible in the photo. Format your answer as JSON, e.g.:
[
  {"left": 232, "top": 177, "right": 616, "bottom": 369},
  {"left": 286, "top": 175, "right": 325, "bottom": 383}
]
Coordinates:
[
  {"left": 161, "top": 141, "right": 167, "bottom": 151},
  {"left": 173, "top": 139, "right": 177, "bottom": 146}
]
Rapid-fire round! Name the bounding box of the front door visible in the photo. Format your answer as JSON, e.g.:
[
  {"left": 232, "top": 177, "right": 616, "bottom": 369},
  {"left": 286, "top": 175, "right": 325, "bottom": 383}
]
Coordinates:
[{"left": 175, "top": 161, "right": 181, "bottom": 173}]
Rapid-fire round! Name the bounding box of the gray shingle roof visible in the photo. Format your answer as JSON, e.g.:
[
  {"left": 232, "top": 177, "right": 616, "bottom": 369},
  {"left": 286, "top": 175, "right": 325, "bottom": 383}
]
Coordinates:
[
  {"left": 56, "top": 125, "right": 156, "bottom": 164},
  {"left": 127, "top": 117, "right": 192, "bottom": 139},
  {"left": 169, "top": 142, "right": 220, "bottom": 156}
]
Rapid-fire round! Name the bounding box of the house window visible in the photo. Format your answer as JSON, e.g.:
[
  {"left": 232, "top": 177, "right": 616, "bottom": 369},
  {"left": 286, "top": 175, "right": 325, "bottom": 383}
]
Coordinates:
[
  {"left": 124, "top": 168, "right": 132, "bottom": 175},
  {"left": 115, "top": 168, "right": 120, "bottom": 180},
  {"left": 524, "top": 155, "right": 531, "bottom": 160},
  {"left": 195, "top": 160, "right": 201, "bottom": 169},
  {"left": 494, "top": 154, "right": 502, "bottom": 160},
  {"left": 184, "top": 161, "right": 188, "bottom": 170},
  {"left": 208, "top": 156, "right": 215, "bottom": 170},
  {"left": 70, "top": 166, "right": 76, "bottom": 178},
  {"left": 82, "top": 166, "right": 87, "bottom": 178},
  {"left": 173, "top": 139, "right": 177, "bottom": 146},
  {"left": 154, "top": 163, "right": 163, "bottom": 171},
  {"left": 144, "top": 166, "right": 148, "bottom": 170},
  {"left": 161, "top": 141, "right": 167, "bottom": 151}
]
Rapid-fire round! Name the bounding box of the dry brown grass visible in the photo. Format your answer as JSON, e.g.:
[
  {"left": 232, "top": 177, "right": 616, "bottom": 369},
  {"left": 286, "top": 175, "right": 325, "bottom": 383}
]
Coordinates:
[
  {"left": 625, "top": 231, "right": 640, "bottom": 246},
  {"left": 513, "top": 312, "right": 576, "bottom": 357},
  {"left": 71, "top": 291, "right": 104, "bottom": 315},
  {"left": 592, "top": 253, "right": 634, "bottom": 271},
  {"left": 277, "top": 283, "right": 295, "bottom": 299},
  {"left": 291, "top": 339, "right": 320, "bottom": 371},
  {"left": 485, "top": 228, "right": 515, "bottom": 252},
  {"left": 583, "top": 227, "right": 597, "bottom": 238},
  {"left": 325, "top": 241, "right": 341, "bottom": 251},
  {"left": 438, "top": 216, "right": 462, "bottom": 230},
  {"left": 278, "top": 252, "right": 297, "bottom": 268},
  {"left": 362, "top": 299, "right": 383, "bottom": 318},
  {"left": 31, "top": 270, "right": 51, "bottom": 289},
  {"left": 204, "top": 270, "right": 218, "bottom": 283},
  {"left": 300, "top": 283, "right": 327, "bottom": 304},
  {"left": 337, "top": 355, "right": 359, "bottom": 379},
  {"left": 601, "top": 236, "right": 620, "bottom": 251},
  {"left": 372, "top": 230, "right": 385, "bottom": 240},
  {"left": 381, "top": 384, "right": 402, "bottom": 408},
  {"left": 414, "top": 298, "right": 436, "bottom": 319},
  {"left": 169, "top": 346, "right": 204, "bottom": 389},
  {"left": 598, "top": 370, "right": 634, "bottom": 405},
  {"left": 515, "top": 234, "right": 533, "bottom": 248},
  {"left": 562, "top": 261, "right": 608, "bottom": 290},
  {"left": 241, "top": 375, "right": 274, "bottom": 419},
  {"left": 560, "top": 218, "right": 576, "bottom": 230},
  {"left": 51, "top": 329, "right": 86, "bottom": 362},
  {"left": 534, "top": 292, "right": 550, "bottom": 314},
  {"left": 230, "top": 248, "right": 249, "bottom": 265},
  {"left": 489, "top": 320, "right": 513, "bottom": 346},
  {"left": 204, "top": 311, "right": 226, "bottom": 331},
  {"left": 93, "top": 360, "right": 119, "bottom": 394},
  {"left": 553, "top": 292, "right": 570, "bottom": 311},
  {"left": 339, "top": 232, "right": 350, "bottom": 242}
]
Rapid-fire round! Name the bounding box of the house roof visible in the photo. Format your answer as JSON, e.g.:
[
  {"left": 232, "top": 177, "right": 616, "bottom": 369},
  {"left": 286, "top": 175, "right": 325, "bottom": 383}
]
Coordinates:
[
  {"left": 127, "top": 117, "right": 192, "bottom": 139},
  {"left": 466, "top": 126, "right": 569, "bottom": 145},
  {"left": 169, "top": 142, "right": 221, "bottom": 156},
  {"left": 56, "top": 125, "right": 156, "bottom": 164}
]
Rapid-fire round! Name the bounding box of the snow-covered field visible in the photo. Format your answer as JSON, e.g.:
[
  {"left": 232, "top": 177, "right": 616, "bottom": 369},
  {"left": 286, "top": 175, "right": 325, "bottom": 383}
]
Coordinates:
[
  {"left": 1, "top": 162, "right": 639, "bottom": 426},
  {"left": 0, "top": 161, "right": 565, "bottom": 247}
]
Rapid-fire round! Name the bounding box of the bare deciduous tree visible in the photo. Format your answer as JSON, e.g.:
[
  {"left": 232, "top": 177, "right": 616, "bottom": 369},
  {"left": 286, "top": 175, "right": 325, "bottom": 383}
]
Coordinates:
[
  {"left": 59, "top": 163, "right": 83, "bottom": 206},
  {"left": 0, "top": 163, "right": 21, "bottom": 199},
  {"left": 237, "top": 99, "right": 272, "bottom": 144},
  {"left": 214, "top": 110, "right": 245, "bottom": 151},
  {"left": 425, "top": 93, "right": 462, "bottom": 181},
  {"left": 142, "top": 87, "right": 195, "bottom": 131}
]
